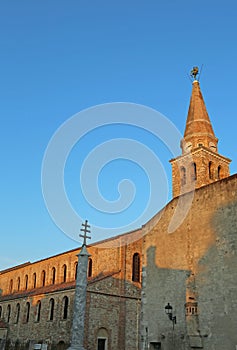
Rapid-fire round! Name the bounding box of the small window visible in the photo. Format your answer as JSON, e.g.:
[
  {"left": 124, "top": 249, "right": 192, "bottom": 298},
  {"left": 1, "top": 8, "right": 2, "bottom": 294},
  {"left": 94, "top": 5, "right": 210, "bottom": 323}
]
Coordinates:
[
  {"left": 41, "top": 270, "right": 46, "bottom": 287},
  {"left": 17, "top": 277, "right": 20, "bottom": 291},
  {"left": 191, "top": 162, "right": 197, "bottom": 181},
  {"left": 0, "top": 305, "right": 2, "bottom": 318},
  {"left": 33, "top": 273, "right": 37, "bottom": 288},
  {"left": 25, "top": 302, "right": 30, "bottom": 323},
  {"left": 7, "top": 304, "right": 11, "bottom": 323},
  {"left": 132, "top": 253, "right": 140, "bottom": 282},
  {"left": 49, "top": 298, "right": 55, "bottom": 321},
  {"left": 180, "top": 166, "right": 186, "bottom": 186},
  {"left": 74, "top": 262, "right": 78, "bottom": 280},
  {"left": 185, "top": 302, "right": 198, "bottom": 316},
  {"left": 209, "top": 161, "right": 214, "bottom": 180},
  {"left": 25, "top": 275, "right": 28, "bottom": 290},
  {"left": 52, "top": 267, "right": 56, "bottom": 285},
  {"left": 9, "top": 279, "right": 13, "bottom": 294},
  {"left": 36, "top": 300, "right": 41, "bottom": 322},
  {"left": 62, "top": 265, "right": 67, "bottom": 283},
  {"left": 16, "top": 303, "right": 20, "bottom": 324},
  {"left": 97, "top": 339, "right": 106, "bottom": 350},
  {"left": 62, "top": 296, "right": 69, "bottom": 319},
  {"left": 97, "top": 328, "right": 108, "bottom": 350},
  {"left": 217, "top": 165, "right": 222, "bottom": 180},
  {"left": 88, "top": 259, "right": 92, "bottom": 278}
]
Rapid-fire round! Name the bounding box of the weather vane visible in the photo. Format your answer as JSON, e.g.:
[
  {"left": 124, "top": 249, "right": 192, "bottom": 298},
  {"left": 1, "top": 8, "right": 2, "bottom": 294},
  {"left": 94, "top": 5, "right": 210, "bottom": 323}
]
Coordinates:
[
  {"left": 79, "top": 220, "right": 91, "bottom": 246},
  {"left": 190, "top": 66, "right": 199, "bottom": 81}
]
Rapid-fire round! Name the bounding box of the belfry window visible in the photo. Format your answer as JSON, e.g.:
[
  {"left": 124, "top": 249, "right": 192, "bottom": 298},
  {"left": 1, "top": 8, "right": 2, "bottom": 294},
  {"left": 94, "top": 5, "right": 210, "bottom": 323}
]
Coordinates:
[
  {"left": 191, "top": 162, "right": 197, "bottom": 181},
  {"left": 180, "top": 167, "right": 186, "bottom": 186},
  {"left": 132, "top": 253, "right": 140, "bottom": 282},
  {"left": 209, "top": 161, "right": 214, "bottom": 179}
]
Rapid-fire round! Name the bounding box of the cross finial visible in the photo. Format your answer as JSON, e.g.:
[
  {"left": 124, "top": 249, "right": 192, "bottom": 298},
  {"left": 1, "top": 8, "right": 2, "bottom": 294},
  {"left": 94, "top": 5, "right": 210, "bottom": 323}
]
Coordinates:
[{"left": 79, "top": 220, "right": 91, "bottom": 246}]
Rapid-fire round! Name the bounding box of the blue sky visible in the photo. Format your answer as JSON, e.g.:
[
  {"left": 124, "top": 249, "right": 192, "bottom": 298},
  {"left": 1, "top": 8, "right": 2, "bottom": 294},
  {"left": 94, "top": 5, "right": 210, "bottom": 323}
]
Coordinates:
[{"left": 1, "top": 0, "right": 237, "bottom": 270}]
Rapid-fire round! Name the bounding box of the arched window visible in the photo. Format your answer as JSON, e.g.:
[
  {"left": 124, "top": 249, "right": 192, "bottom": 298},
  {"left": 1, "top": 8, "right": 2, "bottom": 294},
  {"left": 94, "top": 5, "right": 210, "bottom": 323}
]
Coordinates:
[
  {"left": 74, "top": 262, "right": 78, "bottom": 280},
  {"left": 180, "top": 167, "right": 186, "bottom": 186},
  {"left": 88, "top": 258, "right": 92, "bottom": 278},
  {"left": 191, "top": 162, "right": 197, "bottom": 181},
  {"left": 52, "top": 267, "right": 56, "bottom": 285},
  {"left": 17, "top": 277, "right": 20, "bottom": 291},
  {"left": 62, "top": 296, "right": 69, "bottom": 319},
  {"left": 7, "top": 304, "right": 11, "bottom": 323},
  {"left": 25, "top": 275, "right": 28, "bottom": 290},
  {"left": 33, "top": 273, "right": 37, "bottom": 289},
  {"left": 36, "top": 300, "right": 41, "bottom": 322},
  {"left": 49, "top": 298, "right": 55, "bottom": 321},
  {"left": 9, "top": 279, "right": 13, "bottom": 294},
  {"left": 0, "top": 305, "right": 2, "bottom": 318},
  {"left": 132, "top": 253, "right": 140, "bottom": 282},
  {"left": 97, "top": 328, "right": 108, "bottom": 350},
  {"left": 25, "top": 302, "right": 30, "bottom": 323},
  {"left": 41, "top": 270, "right": 46, "bottom": 287},
  {"left": 217, "top": 165, "right": 222, "bottom": 180},
  {"left": 16, "top": 303, "right": 20, "bottom": 324},
  {"left": 62, "top": 265, "right": 67, "bottom": 283},
  {"left": 209, "top": 161, "right": 214, "bottom": 179}
]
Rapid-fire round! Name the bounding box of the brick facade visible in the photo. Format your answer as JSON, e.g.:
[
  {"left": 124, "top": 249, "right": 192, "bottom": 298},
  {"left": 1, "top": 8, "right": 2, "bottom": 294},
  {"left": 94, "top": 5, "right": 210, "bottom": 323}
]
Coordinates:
[{"left": 0, "top": 231, "right": 142, "bottom": 350}]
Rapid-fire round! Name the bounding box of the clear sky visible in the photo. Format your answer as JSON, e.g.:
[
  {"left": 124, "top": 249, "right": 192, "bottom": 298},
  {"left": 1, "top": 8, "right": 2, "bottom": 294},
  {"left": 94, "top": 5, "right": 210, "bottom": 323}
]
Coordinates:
[{"left": 1, "top": 0, "right": 237, "bottom": 270}]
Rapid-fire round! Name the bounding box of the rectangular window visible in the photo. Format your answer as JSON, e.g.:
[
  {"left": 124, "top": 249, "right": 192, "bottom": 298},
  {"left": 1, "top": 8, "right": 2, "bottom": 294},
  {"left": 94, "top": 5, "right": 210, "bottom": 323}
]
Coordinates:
[{"left": 97, "top": 338, "right": 106, "bottom": 350}]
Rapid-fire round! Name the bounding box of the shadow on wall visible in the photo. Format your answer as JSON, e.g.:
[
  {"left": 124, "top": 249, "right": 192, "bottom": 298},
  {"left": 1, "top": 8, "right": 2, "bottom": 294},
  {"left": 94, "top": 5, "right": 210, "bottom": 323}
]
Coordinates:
[
  {"left": 195, "top": 198, "right": 237, "bottom": 349},
  {"left": 143, "top": 246, "right": 190, "bottom": 350}
]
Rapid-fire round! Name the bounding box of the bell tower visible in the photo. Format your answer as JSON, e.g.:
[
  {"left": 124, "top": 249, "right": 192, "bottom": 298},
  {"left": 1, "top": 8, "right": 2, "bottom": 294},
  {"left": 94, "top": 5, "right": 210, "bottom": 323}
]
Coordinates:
[{"left": 170, "top": 68, "right": 231, "bottom": 197}]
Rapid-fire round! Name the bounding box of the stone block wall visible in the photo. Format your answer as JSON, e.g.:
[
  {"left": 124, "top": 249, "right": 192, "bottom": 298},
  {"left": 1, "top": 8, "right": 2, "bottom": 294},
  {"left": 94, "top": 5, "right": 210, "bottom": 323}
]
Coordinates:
[{"left": 141, "top": 174, "right": 237, "bottom": 350}]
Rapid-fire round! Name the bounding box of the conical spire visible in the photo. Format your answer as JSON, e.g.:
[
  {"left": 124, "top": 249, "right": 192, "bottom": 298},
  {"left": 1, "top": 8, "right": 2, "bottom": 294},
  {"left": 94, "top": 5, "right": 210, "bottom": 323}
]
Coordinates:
[
  {"left": 181, "top": 80, "right": 218, "bottom": 154},
  {"left": 170, "top": 73, "right": 231, "bottom": 198}
]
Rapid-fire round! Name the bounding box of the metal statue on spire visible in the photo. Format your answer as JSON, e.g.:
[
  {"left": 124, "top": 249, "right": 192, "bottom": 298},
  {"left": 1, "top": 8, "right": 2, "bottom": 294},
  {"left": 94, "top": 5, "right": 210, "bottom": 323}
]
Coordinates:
[{"left": 190, "top": 66, "right": 199, "bottom": 81}]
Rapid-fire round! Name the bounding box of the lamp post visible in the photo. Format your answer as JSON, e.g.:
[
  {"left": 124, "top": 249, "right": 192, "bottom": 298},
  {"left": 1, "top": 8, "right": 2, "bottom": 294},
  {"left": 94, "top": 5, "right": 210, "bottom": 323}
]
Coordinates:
[
  {"left": 165, "top": 303, "right": 176, "bottom": 350},
  {"left": 165, "top": 303, "right": 176, "bottom": 330}
]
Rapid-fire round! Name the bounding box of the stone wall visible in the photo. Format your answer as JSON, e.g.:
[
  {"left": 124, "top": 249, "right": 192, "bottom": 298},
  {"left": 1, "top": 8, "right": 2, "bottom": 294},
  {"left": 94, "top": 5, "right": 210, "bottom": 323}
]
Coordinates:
[{"left": 141, "top": 174, "right": 237, "bottom": 350}]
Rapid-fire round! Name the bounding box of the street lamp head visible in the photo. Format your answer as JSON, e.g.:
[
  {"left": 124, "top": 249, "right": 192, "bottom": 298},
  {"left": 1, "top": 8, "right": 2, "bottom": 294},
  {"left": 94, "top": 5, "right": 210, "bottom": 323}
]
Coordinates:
[{"left": 165, "top": 303, "right": 173, "bottom": 316}]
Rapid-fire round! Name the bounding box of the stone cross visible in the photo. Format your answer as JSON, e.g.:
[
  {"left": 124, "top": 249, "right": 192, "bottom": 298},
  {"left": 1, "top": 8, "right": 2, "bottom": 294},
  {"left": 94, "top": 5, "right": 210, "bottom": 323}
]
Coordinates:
[
  {"left": 79, "top": 219, "right": 91, "bottom": 246},
  {"left": 68, "top": 221, "right": 92, "bottom": 350}
]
